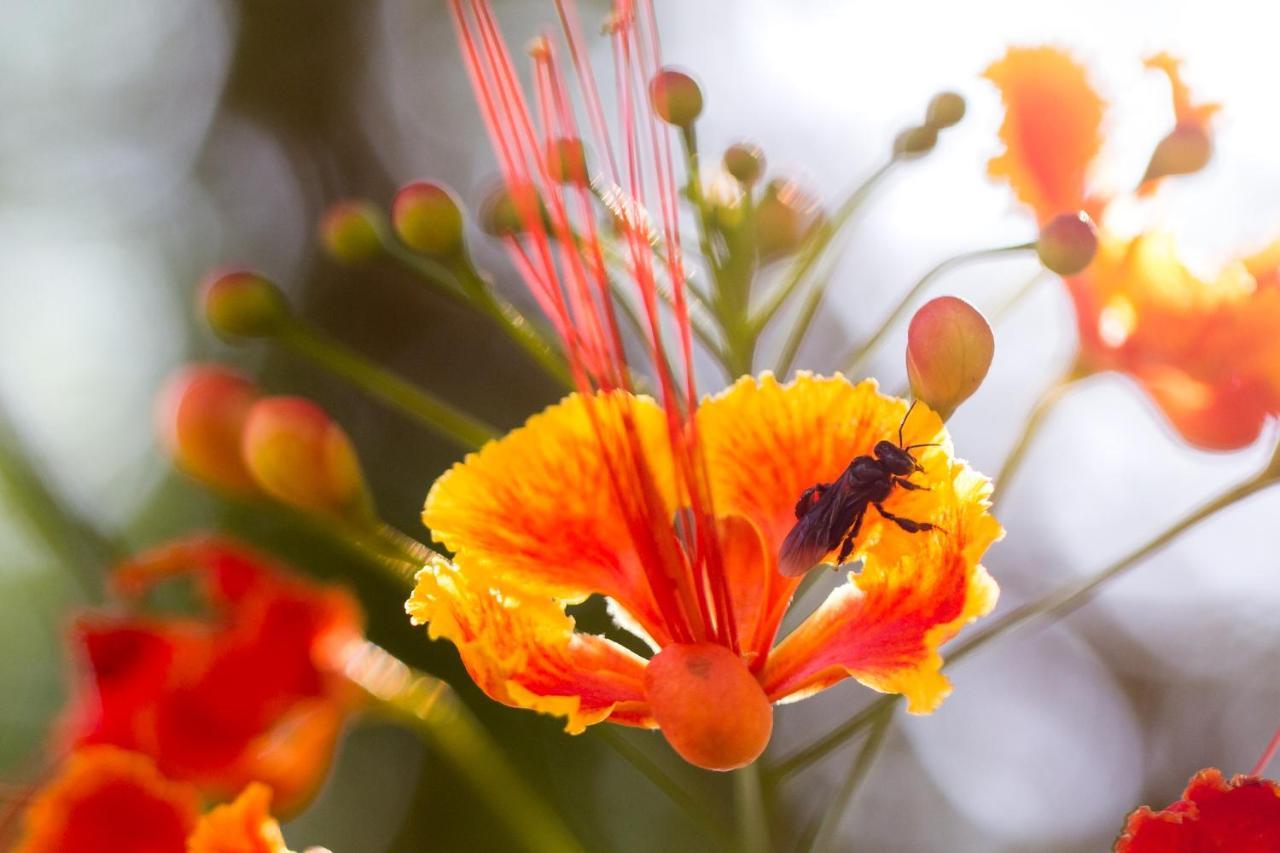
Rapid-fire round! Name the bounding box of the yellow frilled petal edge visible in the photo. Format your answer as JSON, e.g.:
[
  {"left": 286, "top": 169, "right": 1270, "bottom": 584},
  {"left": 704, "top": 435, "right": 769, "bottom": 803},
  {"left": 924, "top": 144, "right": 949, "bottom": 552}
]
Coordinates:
[
  {"left": 407, "top": 552, "right": 651, "bottom": 734},
  {"left": 187, "top": 783, "right": 293, "bottom": 853},
  {"left": 423, "top": 391, "right": 675, "bottom": 645},
  {"left": 985, "top": 46, "right": 1104, "bottom": 222},
  {"left": 760, "top": 450, "right": 1002, "bottom": 713}
]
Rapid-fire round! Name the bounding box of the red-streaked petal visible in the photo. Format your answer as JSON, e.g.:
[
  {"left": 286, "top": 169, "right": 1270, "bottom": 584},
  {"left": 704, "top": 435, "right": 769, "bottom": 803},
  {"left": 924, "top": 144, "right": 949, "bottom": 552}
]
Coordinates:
[
  {"left": 407, "top": 553, "right": 652, "bottom": 733},
  {"left": 424, "top": 392, "right": 676, "bottom": 645},
  {"left": 697, "top": 373, "right": 959, "bottom": 662},
  {"left": 1115, "top": 768, "right": 1280, "bottom": 852},
  {"left": 985, "top": 46, "right": 1105, "bottom": 222},
  {"left": 761, "top": 465, "right": 1000, "bottom": 713}
]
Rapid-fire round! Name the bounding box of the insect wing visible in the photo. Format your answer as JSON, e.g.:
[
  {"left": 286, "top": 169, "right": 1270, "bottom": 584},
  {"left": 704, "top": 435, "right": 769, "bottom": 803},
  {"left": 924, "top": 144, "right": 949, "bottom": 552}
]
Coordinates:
[{"left": 778, "top": 483, "right": 862, "bottom": 577}]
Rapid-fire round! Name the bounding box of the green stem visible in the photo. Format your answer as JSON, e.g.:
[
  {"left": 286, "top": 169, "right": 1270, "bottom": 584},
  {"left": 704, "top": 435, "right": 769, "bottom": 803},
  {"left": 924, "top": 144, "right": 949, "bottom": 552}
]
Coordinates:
[
  {"left": 750, "top": 159, "right": 899, "bottom": 336},
  {"left": 989, "top": 270, "right": 1050, "bottom": 326},
  {"left": 593, "top": 727, "right": 733, "bottom": 848},
  {"left": 348, "top": 643, "right": 586, "bottom": 853},
  {"left": 837, "top": 243, "right": 1035, "bottom": 378},
  {"left": 734, "top": 761, "right": 771, "bottom": 853},
  {"left": 276, "top": 320, "right": 498, "bottom": 450},
  {"left": 0, "top": 407, "right": 116, "bottom": 599},
  {"left": 450, "top": 258, "right": 575, "bottom": 390},
  {"left": 992, "top": 375, "right": 1075, "bottom": 508},
  {"left": 805, "top": 703, "right": 894, "bottom": 853},
  {"left": 770, "top": 461, "right": 1280, "bottom": 781},
  {"left": 773, "top": 270, "right": 832, "bottom": 377}
]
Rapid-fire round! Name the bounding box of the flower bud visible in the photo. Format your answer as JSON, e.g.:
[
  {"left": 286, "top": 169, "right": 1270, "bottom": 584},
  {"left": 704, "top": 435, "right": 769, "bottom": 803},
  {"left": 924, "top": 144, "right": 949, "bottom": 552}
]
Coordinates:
[
  {"left": 754, "top": 178, "right": 823, "bottom": 263},
  {"left": 893, "top": 125, "right": 938, "bottom": 158},
  {"left": 320, "top": 200, "right": 386, "bottom": 264},
  {"left": 478, "top": 185, "right": 524, "bottom": 237},
  {"left": 645, "top": 643, "right": 772, "bottom": 771},
  {"left": 723, "top": 143, "right": 765, "bottom": 186},
  {"left": 200, "top": 269, "right": 291, "bottom": 340},
  {"left": 242, "top": 396, "right": 374, "bottom": 525},
  {"left": 1037, "top": 211, "right": 1099, "bottom": 276},
  {"left": 925, "top": 91, "right": 967, "bottom": 129},
  {"left": 906, "top": 296, "right": 995, "bottom": 421},
  {"left": 649, "top": 68, "right": 703, "bottom": 127},
  {"left": 1142, "top": 123, "right": 1212, "bottom": 184},
  {"left": 392, "top": 181, "right": 466, "bottom": 258},
  {"left": 546, "top": 137, "right": 589, "bottom": 185},
  {"left": 155, "top": 364, "right": 260, "bottom": 495}
]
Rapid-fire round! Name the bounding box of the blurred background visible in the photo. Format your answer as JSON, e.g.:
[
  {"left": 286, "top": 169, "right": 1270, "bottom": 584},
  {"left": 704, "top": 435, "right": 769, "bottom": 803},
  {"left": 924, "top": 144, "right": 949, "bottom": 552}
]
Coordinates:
[{"left": 2, "top": 0, "right": 1279, "bottom": 850}]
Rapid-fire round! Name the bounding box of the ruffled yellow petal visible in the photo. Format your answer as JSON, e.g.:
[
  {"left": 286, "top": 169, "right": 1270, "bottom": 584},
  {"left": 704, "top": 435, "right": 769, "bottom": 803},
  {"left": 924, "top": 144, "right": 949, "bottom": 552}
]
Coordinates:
[
  {"left": 697, "top": 373, "right": 949, "bottom": 661},
  {"left": 407, "top": 553, "right": 651, "bottom": 733},
  {"left": 760, "top": 455, "right": 1001, "bottom": 713},
  {"left": 424, "top": 392, "right": 676, "bottom": 644},
  {"left": 187, "top": 782, "right": 293, "bottom": 853},
  {"left": 985, "top": 46, "right": 1105, "bottom": 222}
]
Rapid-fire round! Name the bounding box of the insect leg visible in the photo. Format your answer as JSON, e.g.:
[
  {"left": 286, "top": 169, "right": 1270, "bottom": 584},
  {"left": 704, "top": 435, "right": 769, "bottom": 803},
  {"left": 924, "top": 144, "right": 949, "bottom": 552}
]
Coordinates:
[
  {"left": 793, "top": 483, "right": 830, "bottom": 519},
  {"left": 873, "top": 503, "right": 935, "bottom": 534},
  {"left": 892, "top": 477, "right": 928, "bottom": 492},
  {"left": 834, "top": 507, "right": 866, "bottom": 565}
]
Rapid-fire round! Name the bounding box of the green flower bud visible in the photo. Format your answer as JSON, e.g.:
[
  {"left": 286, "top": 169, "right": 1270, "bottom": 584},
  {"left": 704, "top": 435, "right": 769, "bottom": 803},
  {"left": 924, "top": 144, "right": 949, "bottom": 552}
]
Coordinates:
[
  {"left": 1142, "top": 123, "right": 1212, "bottom": 185},
  {"left": 906, "top": 296, "right": 995, "bottom": 421},
  {"left": 649, "top": 68, "right": 703, "bottom": 128},
  {"left": 200, "top": 269, "right": 291, "bottom": 340},
  {"left": 320, "top": 200, "right": 386, "bottom": 264},
  {"left": 723, "top": 143, "right": 765, "bottom": 186},
  {"left": 893, "top": 125, "right": 938, "bottom": 158},
  {"left": 392, "top": 181, "right": 466, "bottom": 258},
  {"left": 925, "top": 91, "right": 967, "bottom": 129},
  {"left": 1037, "top": 211, "right": 1099, "bottom": 276}
]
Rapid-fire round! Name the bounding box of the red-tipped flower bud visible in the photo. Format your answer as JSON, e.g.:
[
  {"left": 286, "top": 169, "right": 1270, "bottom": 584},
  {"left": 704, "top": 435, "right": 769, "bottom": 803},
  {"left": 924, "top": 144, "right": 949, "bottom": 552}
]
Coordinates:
[
  {"left": 320, "top": 200, "right": 386, "bottom": 264},
  {"left": 754, "top": 178, "right": 823, "bottom": 263},
  {"left": 893, "top": 125, "right": 938, "bottom": 158},
  {"left": 155, "top": 364, "right": 260, "bottom": 495},
  {"left": 925, "top": 91, "right": 967, "bottom": 129},
  {"left": 723, "top": 143, "right": 765, "bottom": 186},
  {"left": 645, "top": 643, "right": 773, "bottom": 772},
  {"left": 1142, "top": 123, "right": 1212, "bottom": 184},
  {"left": 546, "top": 137, "right": 589, "bottom": 185},
  {"left": 242, "top": 396, "right": 374, "bottom": 525},
  {"left": 200, "top": 269, "right": 291, "bottom": 340},
  {"left": 649, "top": 68, "right": 703, "bottom": 128},
  {"left": 906, "top": 296, "right": 995, "bottom": 421},
  {"left": 1037, "top": 211, "right": 1099, "bottom": 276},
  {"left": 392, "top": 181, "right": 466, "bottom": 258}
]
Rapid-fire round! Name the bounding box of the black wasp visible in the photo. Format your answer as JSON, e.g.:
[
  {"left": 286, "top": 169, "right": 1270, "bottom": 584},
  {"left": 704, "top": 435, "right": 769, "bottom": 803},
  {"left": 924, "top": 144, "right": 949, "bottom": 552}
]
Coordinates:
[{"left": 778, "top": 402, "right": 939, "bottom": 577}]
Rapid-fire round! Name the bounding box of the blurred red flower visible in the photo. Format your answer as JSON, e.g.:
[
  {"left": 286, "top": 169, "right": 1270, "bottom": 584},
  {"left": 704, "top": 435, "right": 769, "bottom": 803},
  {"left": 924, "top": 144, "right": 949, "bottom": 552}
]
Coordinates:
[{"left": 1115, "top": 768, "right": 1280, "bottom": 852}]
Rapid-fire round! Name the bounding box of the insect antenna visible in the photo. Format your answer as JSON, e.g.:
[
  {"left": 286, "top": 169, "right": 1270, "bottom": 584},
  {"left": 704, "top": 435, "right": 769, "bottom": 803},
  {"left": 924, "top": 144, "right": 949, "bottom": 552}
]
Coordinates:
[
  {"left": 897, "top": 399, "right": 918, "bottom": 448},
  {"left": 903, "top": 442, "right": 941, "bottom": 452}
]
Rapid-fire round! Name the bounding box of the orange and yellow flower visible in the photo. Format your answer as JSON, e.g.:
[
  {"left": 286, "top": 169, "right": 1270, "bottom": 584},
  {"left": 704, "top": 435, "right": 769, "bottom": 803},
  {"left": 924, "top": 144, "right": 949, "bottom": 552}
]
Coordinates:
[
  {"left": 58, "top": 536, "right": 363, "bottom": 812},
  {"left": 986, "top": 46, "right": 1280, "bottom": 449},
  {"left": 14, "top": 747, "right": 311, "bottom": 853},
  {"left": 409, "top": 374, "right": 1000, "bottom": 768},
  {"left": 1114, "top": 768, "right": 1280, "bottom": 852}
]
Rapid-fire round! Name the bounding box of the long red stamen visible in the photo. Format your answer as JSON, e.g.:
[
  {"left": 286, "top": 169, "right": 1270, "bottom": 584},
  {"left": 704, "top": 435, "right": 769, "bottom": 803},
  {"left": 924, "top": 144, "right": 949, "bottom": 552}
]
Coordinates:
[
  {"left": 1252, "top": 721, "right": 1280, "bottom": 777},
  {"left": 455, "top": 0, "right": 742, "bottom": 653}
]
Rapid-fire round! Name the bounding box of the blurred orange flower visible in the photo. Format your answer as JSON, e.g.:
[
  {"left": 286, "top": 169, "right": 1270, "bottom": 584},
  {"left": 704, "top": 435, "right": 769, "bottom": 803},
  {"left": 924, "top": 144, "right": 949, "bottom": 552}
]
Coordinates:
[
  {"left": 1114, "top": 768, "right": 1280, "bottom": 852},
  {"left": 987, "top": 46, "right": 1280, "bottom": 449},
  {"left": 187, "top": 783, "right": 299, "bottom": 853},
  {"left": 15, "top": 746, "right": 198, "bottom": 853},
  {"left": 58, "top": 537, "right": 364, "bottom": 813},
  {"left": 409, "top": 375, "right": 1001, "bottom": 769}
]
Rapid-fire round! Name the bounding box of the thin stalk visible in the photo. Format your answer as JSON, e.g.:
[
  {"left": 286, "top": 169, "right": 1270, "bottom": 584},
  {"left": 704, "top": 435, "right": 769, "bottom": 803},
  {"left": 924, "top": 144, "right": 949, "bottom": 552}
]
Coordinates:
[
  {"left": 773, "top": 270, "right": 831, "bottom": 377},
  {"left": 345, "top": 641, "right": 586, "bottom": 853},
  {"left": 771, "top": 464, "right": 1280, "bottom": 780},
  {"left": 838, "top": 243, "right": 1035, "bottom": 378},
  {"left": 450, "top": 258, "right": 575, "bottom": 389},
  {"left": 276, "top": 319, "right": 498, "bottom": 450},
  {"left": 990, "top": 270, "right": 1050, "bottom": 326},
  {"left": 384, "top": 240, "right": 574, "bottom": 390},
  {"left": 992, "top": 375, "right": 1076, "bottom": 508},
  {"left": 751, "top": 159, "right": 899, "bottom": 335},
  {"left": 805, "top": 703, "right": 894, "bottom": 853},
  {"left": 0, "top": 407, "right": 116, "bottom": 599},
  {"left": 734, "top": 761, "right": 771, "bottom": 853},
  {"left": 593, "top": 727, "right": 733, "bottom": 848}
]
